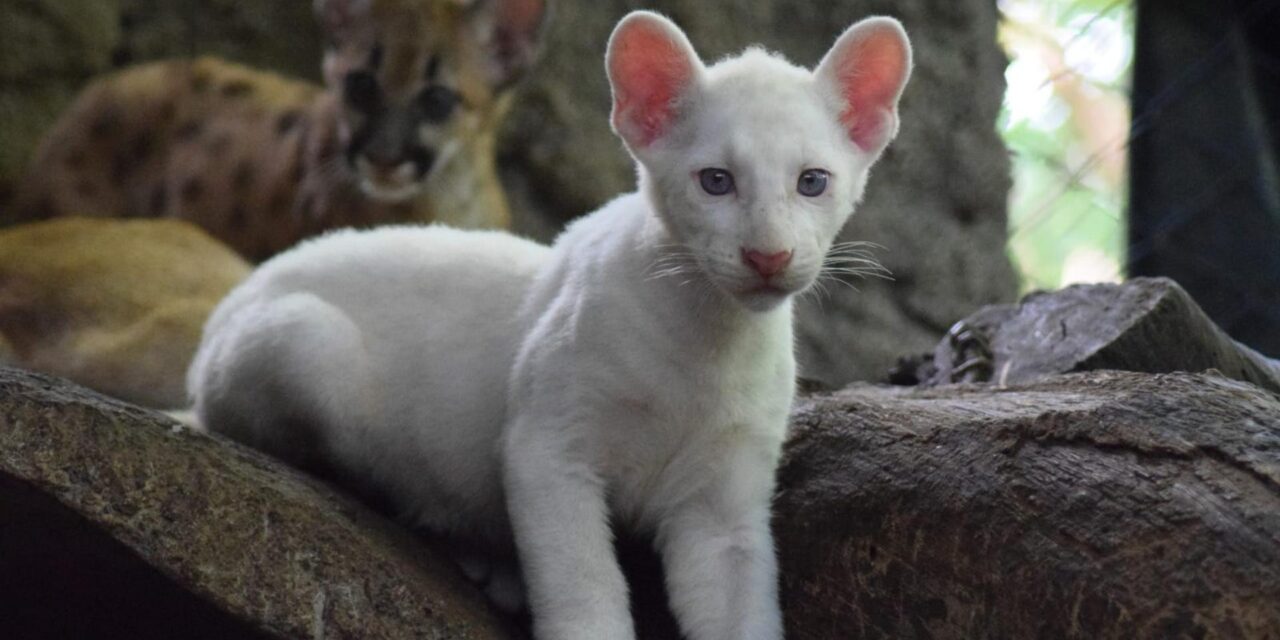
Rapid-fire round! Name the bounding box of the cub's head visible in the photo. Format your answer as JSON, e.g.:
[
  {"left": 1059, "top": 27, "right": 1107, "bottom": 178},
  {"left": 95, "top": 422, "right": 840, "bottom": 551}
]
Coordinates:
[
  {"left": 316, "top": 0, "right": 548, "bottom": 201},
  {"left": 607, "top": 11, "right": 912, "bottom": 312}
]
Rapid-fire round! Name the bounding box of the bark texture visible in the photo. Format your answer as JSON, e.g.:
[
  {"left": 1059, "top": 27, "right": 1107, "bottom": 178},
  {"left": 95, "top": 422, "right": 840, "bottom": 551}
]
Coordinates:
[
  {"left": 776, "top": 371, "right": 1280, "bottom": 639},
  {"left": 0, "top": 367, "right": 512, "bottom": 640},
  {"left": 918, "top": 277, "right": 1280, "bottom": 392},
  {"left": 3, "top": 365, "right": 1279, "bottom": 639}
]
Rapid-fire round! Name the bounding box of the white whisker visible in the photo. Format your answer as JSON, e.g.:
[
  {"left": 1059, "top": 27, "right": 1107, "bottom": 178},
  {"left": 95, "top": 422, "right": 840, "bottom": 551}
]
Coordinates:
[
  {"left": 645, "top": 244, "right": 701, "bottom": 283},
  {"left": 819, "top": 240, "right": 892, "bottom": 290}
]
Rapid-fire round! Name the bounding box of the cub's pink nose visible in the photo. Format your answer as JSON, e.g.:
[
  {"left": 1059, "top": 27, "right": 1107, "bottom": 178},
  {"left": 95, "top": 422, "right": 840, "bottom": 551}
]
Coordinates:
[{"left": 741, "top": 248, "right": 793, "bottom": 278}]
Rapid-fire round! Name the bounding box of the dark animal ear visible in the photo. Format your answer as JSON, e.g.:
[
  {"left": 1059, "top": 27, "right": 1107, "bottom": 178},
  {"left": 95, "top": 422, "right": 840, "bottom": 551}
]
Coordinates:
[
  {"left": 468, "top": 0, "right": 550, "bottom": 87},
  {"left": 315, "top": 0, "right": 375, "bottom": 43}
]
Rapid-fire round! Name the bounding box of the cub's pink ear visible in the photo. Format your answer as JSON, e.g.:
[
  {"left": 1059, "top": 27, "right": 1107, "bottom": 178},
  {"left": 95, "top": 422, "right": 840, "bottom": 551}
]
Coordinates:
[
  {"left": 314, "top": 0, "right": 374, "bottom": 42},
  {"left": 816, "top": 17, "right": 913, "bottom": 154},
  {"left": 606, "top": 12, "right": 702, "bottom": 150}
]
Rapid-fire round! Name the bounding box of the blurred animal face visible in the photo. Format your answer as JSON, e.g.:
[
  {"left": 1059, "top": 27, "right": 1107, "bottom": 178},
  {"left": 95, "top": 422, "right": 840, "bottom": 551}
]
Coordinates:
[
  {"left": 337, "top": 46, "right": 461, "bottom": 201},
  {"left": 316, "top": 0, "right": 547, "bottom": 201}
]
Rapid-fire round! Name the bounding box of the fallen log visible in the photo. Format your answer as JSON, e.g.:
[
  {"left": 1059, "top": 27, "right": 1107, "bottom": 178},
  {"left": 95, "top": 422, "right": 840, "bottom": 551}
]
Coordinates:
[
  {"left": 3, "top": 366, "right": 1278, "bottom": 639},
  {"left": 0, "top": 367, "right": 512, "bottom": 640},
  {"left": 776, "top": 370, "right": 1280, "bottom": 639},
  {"left": 907, "top": 277, "right": 1280, "bottom": 392}
]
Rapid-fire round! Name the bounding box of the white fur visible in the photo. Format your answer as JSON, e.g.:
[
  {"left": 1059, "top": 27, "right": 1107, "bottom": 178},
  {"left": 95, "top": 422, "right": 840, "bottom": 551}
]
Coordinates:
[{"left": 189, "top": 11, "right": 911, "bottom": 640}]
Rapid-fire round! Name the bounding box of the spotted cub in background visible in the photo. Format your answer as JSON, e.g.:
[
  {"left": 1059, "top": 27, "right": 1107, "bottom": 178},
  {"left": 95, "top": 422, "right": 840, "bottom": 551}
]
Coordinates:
[{"left": 11, "top": 0, "right": 546, "bottom": 261}]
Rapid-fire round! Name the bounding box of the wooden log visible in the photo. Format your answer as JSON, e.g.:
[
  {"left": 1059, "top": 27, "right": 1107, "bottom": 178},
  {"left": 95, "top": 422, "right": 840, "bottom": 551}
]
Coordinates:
[
  {"left": 913, "top": 277, "right": 1280, "bottom": 393},
  {"left": 5, "top": 365, "right": 1277, "bottom": 638},
  {"left": 775, "top": 370, "right": 1280, "bottom": 639},
  {"left": 0, "top": 367, "right": 513, "bottom": 640}
]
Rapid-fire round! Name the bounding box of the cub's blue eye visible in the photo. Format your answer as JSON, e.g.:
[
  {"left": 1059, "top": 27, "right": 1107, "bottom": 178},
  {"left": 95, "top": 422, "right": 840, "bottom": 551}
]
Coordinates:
[
  {"left": 699, "top": 168, "right": 735, "bottom": 196},
  {"left": 798, "top": 169, "right": 829, "bottom": 197}
]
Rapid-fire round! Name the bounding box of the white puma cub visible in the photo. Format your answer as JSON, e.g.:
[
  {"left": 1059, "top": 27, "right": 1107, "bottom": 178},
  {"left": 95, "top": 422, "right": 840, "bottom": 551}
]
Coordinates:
[{"left": 188, "top": 11, "right": 911, "bottom": 640}]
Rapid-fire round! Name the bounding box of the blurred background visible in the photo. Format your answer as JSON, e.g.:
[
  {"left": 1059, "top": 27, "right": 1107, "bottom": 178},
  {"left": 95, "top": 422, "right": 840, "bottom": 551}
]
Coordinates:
[
  {"left": 1002, "top": 0, "right": 1280, "bottom": 357},
  {"left": 1000, "top": 0, "right": 1131, "bottom": 293},
  {"left": 0, "top": 0, "right": 1276, "bottom": 377}
]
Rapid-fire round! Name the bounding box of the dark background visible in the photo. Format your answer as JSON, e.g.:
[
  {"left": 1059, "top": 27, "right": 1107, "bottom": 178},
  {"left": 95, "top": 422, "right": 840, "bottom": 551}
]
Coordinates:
[{"left": 1130, "top": 0, "right": 1280, "bottom": 357}]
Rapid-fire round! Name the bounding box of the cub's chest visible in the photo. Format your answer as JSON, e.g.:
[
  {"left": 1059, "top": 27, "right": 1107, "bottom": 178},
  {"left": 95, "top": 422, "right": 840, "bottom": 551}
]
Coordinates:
[
  {"left": 597, "top": 353, "right": 793, "bottom": 526},
  {"left": 568, "top": 296, "right": 793, "bottom": 408},
  {"left": 586, "top": 330, "right": 795, "bottom": 442}
]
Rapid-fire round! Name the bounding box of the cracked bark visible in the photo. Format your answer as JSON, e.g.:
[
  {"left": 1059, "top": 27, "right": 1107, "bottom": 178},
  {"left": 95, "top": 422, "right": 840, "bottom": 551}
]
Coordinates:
[
  {"left": 918, "top": 278, "right": 1280, "bottom": 393},
  {"left": 0, "top": 367, "right": 513, "bottom": 640},
  {"left": 772, "top": 370, "right": 1280, "bottom": 639},
  {"left": 3, "top": 366, "right": 1277, "bottom": 639}
]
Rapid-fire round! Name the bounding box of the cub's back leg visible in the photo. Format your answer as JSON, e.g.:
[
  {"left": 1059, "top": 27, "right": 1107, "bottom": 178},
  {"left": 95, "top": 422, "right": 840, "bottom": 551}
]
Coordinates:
[{"left": 191, "top": 292, "right": 379, "bottom": 478}]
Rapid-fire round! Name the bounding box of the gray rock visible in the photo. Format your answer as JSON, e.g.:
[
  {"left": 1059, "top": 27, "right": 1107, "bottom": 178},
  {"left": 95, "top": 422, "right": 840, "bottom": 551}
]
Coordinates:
[
  {"left": 0, "top": 0, "right": 119, "bottom": 82},
  {"left": 919, "top": 277, "right": 1280, "bottom": 392},
  {"left": 777, "top": 370, "right": 1280, "bottom": 639},
  {"left": 112, "top": 0, "right": 321, "bottom": 80},
  {"left": 0, "top": 0, "right": 118, "bottom": 204},
  {"left": 0, "top": 367, "right": 513, "bottom": 640}
]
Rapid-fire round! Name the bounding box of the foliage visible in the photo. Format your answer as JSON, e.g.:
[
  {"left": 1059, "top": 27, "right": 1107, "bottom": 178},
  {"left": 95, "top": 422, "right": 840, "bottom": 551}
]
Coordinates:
[{"left": 999, "top": 0, "right": 1133, "bottom": 291}]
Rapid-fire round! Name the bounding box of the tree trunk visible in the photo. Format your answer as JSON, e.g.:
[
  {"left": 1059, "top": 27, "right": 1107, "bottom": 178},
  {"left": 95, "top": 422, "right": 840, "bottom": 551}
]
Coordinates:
[
  {"left": 5, "top": 366, "right": 1278, "bottom": 639},
  {"left": 915, "top": 277, "right": 1280, "bottom": 393},
  {"left": 775, "top": 371, "right": 1280, "bottom": 639},
  {"left": 0, "top": 367, "right": 512, "bottom": 640}
]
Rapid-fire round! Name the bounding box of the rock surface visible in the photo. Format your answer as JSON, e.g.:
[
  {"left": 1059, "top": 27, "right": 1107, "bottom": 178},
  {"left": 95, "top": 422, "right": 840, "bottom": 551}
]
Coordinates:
[
  {"left": 0, "top": 0, "right": 1017, "bottom": 387},
  {"left": 776, "top": 370, "right": 1280, "bottom": 639},
  {"left": 916, "top": 277, "right": 1280, "bottom": 392},
  {"left": 0, "top": 367, "right": 512, "bottom": 640},
  {"left": 0, "top": 0, "right": 116, "bottom": 205}
]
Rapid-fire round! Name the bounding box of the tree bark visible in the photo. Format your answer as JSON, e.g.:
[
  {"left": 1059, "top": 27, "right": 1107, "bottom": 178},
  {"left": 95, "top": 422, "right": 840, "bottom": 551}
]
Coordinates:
[
  {"left": 0, "top": 367, "right": 512, "bottom": 640},
  {"left": 916, "top": 277, "right": 1280, "bottom": 393},
  {"left": 4, "top": 365, "right": 1278, "bottom": 639},
  {"left": 776, "top": 370, "right": 1280, "bottom": 639}
]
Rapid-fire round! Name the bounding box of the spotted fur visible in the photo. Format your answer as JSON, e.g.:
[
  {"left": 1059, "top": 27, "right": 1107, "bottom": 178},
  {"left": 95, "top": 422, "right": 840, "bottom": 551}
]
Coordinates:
[{"left": 11, "top": 0, "right": 547, "bottom": 261}]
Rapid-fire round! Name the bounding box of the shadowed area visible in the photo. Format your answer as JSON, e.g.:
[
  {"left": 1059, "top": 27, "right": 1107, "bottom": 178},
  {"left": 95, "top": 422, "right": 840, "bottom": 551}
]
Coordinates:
[
  {"left": 0, "top": 366, "right": 513, "bottom": 640},
  {"left": 0, "top": 472, "right": 276, "bottom": 640}
]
